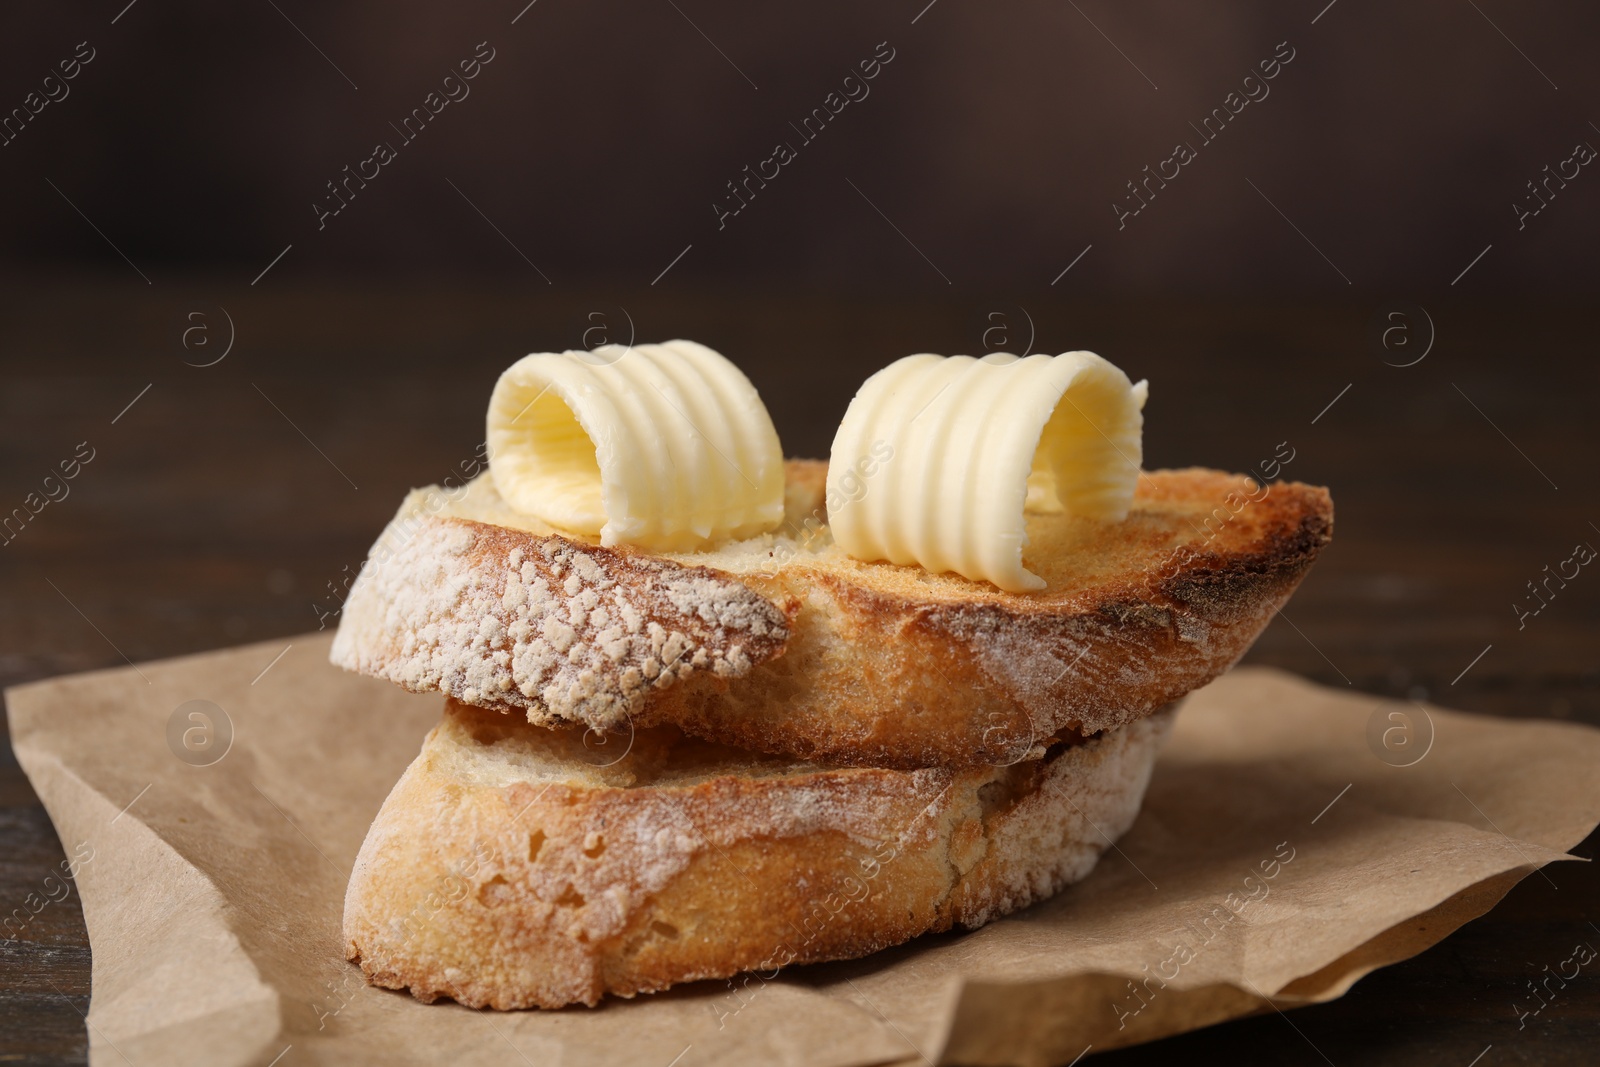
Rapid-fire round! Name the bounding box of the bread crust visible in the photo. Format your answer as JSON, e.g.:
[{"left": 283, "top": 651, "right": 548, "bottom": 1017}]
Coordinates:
[
  {"left": 332, "top": 462, "right": 1330, "bottom": 767},
  {"left": 330, "top": 509, "right": 797, "bottom": 731},
  {"left": 343, "top": 700, "right": 1175, "bottom": 1010}
]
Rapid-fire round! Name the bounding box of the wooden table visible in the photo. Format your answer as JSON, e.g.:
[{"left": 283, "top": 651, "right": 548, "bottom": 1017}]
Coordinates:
[{"left": 3, "top": 283, "right": 1596, "bottom": 1065}]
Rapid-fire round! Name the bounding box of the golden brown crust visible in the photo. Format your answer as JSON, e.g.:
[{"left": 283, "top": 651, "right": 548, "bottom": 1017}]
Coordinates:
[
  {"left": 332, "top": 462, "right": 1331, "bottom": 767},
  {"left": 659, "top": 465, "right": 1331, "bottom": 767},
  {"left": 343, "top": 700, "right": 1175, "bottom": 1009},
  {"left": 330, "top": 509, "right": 797, "bottom": 730}
]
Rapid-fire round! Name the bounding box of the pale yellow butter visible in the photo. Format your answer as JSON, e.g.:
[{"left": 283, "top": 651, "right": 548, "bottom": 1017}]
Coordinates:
[
  {"left": 827, "top": 351, "right": 1148, "bottom": 593},
  {"left": 486, "top": 340, "right": 785, "bottom": 551}
]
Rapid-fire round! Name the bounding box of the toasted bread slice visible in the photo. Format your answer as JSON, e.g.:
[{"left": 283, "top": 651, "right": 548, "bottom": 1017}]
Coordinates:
[
  {"left": 331, "top": 461, "right": 1330, "bottom": 768},
  {"left": 343, "top": 698, "right": 1174, "bottom": 1009}
]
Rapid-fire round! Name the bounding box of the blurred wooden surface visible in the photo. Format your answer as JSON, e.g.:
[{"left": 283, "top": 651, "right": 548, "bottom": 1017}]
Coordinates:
[{"left": 2, "top": 282, "right": 1597, "bottom": 1065}]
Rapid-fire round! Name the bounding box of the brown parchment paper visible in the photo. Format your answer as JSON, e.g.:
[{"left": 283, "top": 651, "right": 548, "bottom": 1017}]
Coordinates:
[{"left": 8, "top": 634, "right": 1600, "bottom": 1067}]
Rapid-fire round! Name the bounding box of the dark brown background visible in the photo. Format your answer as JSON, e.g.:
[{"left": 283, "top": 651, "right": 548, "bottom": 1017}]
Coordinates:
[
  {"left": 2, "top": 1, "right": 1598, "bottom": 291},
  {"left": 2, "top": 0, "right": 1599, "bottom": 1064}
]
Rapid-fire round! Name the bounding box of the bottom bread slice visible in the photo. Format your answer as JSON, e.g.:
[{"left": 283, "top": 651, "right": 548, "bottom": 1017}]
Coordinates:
[{"left": 344, "top": 698, "right": 1176, "bottom": 1009}]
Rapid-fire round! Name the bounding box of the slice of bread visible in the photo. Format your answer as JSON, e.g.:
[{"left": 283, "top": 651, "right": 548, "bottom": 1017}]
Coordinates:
[
  {"left": 343, "top": 698, "right": 1175, "bottom": 1009},
  {"left": 332, "top": 461, "right": 1330, "bottom": 768}
]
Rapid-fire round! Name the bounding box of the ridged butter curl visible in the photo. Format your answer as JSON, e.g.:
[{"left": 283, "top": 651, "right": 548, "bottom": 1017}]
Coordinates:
[
  {"left": 827, "top": 351, "right": 1148, "bottom": 593},
  {"left": 487, "top": 340, "right": 785, "bottom": 551}
]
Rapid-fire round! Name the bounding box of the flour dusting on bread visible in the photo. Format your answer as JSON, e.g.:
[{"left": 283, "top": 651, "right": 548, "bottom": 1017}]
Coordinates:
[{"left": 332, "top": 502, "right": 795, "bottom": 729}]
